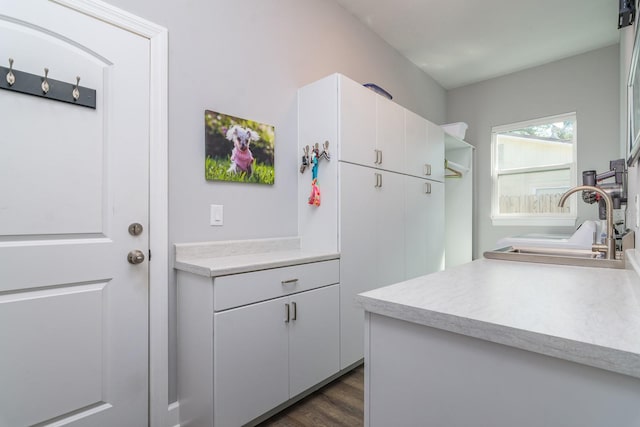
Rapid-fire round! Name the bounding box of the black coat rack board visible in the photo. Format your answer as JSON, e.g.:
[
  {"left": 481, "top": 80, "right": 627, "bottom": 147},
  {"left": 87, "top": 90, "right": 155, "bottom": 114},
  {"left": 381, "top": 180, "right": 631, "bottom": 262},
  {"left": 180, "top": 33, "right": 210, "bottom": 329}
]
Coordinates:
[{"left": 0, "top": 59, "right": 96, "bottom": 109}]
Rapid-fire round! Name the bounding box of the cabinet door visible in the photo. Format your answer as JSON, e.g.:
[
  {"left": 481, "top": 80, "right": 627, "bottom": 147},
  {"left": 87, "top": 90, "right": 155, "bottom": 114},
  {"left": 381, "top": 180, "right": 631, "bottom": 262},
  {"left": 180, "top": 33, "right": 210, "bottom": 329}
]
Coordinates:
[
  {"left": 426, "top": 121, "right": 445, "bottom": 181},
  {"left": 339, "top": 75, "right": 377, "bottom": 167},
  {"left": 405, "top": 109, "right": 430, "bottom": 178},
  {"left": 404, "top": 177, "right": 445, "bottom": 279},
  {"left": 376, "top": 170, "right": 405, "bottom": 287},
  {"left": 213, "top": 298, "right": 289, "bottom": 427},
  {"left": 288, "top": 285, "right": 340, "bottom": 397},
  {"left": 339, "top": 162, "right": 377, "bottom": 369},
  {"left": 376, "top": 97, "right": 405, "bottom": 173}
]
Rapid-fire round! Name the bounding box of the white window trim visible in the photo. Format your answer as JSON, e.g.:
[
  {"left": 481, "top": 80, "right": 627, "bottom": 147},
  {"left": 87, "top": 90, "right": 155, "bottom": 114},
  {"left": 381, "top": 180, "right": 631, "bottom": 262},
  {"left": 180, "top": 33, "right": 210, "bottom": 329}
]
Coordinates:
[{"left": 491, "top": 112, "right": 578, "bottom": 227}]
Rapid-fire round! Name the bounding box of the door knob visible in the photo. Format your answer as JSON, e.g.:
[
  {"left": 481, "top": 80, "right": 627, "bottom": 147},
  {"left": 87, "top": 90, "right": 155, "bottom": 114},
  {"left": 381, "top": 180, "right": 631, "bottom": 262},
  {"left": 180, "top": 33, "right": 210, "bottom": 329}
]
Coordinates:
[{"left": 127, "top": 249, "right": 145, "bottom": 265}]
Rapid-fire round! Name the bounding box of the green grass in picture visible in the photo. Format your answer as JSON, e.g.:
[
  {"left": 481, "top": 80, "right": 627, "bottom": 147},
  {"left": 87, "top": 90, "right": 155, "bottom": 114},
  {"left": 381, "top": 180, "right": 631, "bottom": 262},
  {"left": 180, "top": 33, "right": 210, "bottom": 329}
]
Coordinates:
[{"left": 205, "top": 156, "right": 275, "bottom": 184}]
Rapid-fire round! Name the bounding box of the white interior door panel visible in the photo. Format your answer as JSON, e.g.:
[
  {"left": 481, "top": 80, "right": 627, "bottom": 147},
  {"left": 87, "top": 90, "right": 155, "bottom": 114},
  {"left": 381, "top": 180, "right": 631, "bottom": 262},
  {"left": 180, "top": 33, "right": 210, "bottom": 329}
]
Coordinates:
[{"left": 0, "top": 2, "right": 150, "bottom": 426}]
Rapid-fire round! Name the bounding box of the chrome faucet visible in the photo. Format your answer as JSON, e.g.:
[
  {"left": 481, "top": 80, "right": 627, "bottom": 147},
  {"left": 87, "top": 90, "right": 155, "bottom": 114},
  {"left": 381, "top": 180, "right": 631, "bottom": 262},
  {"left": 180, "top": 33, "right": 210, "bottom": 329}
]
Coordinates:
[{"left": 558, "top": 185, "right": 615, "bottom": 260}]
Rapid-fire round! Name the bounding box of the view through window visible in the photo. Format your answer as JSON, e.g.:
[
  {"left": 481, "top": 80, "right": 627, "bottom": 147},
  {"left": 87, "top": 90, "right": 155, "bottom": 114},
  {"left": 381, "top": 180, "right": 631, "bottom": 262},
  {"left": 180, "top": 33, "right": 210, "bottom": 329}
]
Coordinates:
[{"left": 491, "top": 113, "right": 577, "bottom": 226}]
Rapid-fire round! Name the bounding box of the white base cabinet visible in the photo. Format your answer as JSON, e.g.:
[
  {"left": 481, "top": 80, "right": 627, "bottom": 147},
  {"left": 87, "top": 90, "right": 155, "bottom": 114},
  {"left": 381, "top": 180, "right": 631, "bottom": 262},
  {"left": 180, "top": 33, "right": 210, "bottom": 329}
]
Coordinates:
[
  {"left": 298, "top": 73, "right": 445, "bottom": 369},
  {"left": 214, "top": 284, "right": 339, "bottom": 427},
  {"left": 177, "top": 259, "right": 340, "bottom": 427},
  {"left": 364, "top": 312, "right": 640, "bottom": 427}
]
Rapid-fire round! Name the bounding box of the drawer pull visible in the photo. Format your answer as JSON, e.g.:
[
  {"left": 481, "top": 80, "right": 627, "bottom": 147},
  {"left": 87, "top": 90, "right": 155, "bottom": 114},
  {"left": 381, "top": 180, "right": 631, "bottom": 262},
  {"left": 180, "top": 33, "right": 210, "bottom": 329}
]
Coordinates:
[
  {"left": 285, "top": 303, "right": 290, "bottom": 323},
  {"left": 281, "top": 278, "right": 299, "bottom": 285},
  {"left": 291, "top": 302, "right": 297, "bottom": 321}
]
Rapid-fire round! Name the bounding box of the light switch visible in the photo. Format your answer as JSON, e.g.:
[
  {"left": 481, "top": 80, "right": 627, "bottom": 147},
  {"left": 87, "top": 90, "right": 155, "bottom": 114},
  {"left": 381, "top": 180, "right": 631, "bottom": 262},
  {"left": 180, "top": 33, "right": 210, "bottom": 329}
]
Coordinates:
[{"left": 210, "top": 204, "right": 223, "bottom": 226}]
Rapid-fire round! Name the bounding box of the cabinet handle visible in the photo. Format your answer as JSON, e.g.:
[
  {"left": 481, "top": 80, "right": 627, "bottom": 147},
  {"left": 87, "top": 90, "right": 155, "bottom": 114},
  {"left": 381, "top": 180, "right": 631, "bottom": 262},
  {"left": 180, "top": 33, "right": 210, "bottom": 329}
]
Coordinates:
[
  {"left": 285, "top": 303, "right": 290, "bottom": 323},
  {"left": 374, "top": 173, "right": 382, "bottom": 188},
  {"left": 291, "top": 302, "right": 297, "bottom": 321},
  {"left": 424, "top": 182, "right": 431, "bottom": 194},
  {"left": 424, "top": 164, "right": 431, "bottom": 176},
  {"left": 378, "top": 150, "right": 382, "bottom": 165},
  {"left": 281, "top": 278, "right": 299, "bottom": 285},
  {"left": 374, "top": 149, "right": 379, "bottom": 165}
]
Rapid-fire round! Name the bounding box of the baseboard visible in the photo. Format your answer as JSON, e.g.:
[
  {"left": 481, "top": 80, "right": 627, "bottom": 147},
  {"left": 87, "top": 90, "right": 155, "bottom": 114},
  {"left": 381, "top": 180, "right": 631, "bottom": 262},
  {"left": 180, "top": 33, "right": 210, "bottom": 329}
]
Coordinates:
[{"left": 168, "top": 401, "right": 180, "bottom": 427}]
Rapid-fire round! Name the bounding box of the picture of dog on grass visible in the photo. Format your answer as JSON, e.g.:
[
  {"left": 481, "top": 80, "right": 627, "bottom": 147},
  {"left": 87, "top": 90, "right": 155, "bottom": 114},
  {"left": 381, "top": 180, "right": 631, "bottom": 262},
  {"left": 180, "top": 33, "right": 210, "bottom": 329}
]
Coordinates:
[{"left": 205, "top": 110, "right": 275, "bottom": 184}]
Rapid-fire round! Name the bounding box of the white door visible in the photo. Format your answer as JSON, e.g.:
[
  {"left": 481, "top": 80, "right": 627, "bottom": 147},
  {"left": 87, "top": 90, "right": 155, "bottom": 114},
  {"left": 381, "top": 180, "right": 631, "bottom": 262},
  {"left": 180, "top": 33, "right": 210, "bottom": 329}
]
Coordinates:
[
  {"left": 0, "top": 2, "right": 150, "bottom": 426},
  {"left": 375, "top": 170, "right": 405, "bottom": 287},
  {"left": 338, "top": 75, "right": 377, "bottom": 167},
  {"left": 376, "top": 96, "right": 405, "bottom": 173},
  {"left": 339, "top": 162, "right": 377, "bottom": 369},
  {"left": 214, "top": 299, "right": 289, "bottom": 427},
  {"left": 405, "top": 109, "right": 429, "bottom": 178},
  {"left": 405, "top": 177, "right": 445, "bottom": 278},
  {"left": 289, "top": 284, "right": 340, "bottom": 397}
]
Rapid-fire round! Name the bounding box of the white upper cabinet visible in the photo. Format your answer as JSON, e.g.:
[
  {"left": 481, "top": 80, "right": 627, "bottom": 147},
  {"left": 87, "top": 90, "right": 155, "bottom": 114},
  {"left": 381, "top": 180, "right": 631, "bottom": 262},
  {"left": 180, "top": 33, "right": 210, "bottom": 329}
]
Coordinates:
[
  {"left": 427, "top": 121, "right": 446, "bottom": 181},
  {"left": 405, "top": 109, "right": 430, "bottom": 179},
  {"left": 337, "top": 74, "right": 442, "bottom": 179},
  {"left": 339, "top": 75, "right": 377, "bottom": 167},
  {"left": 376, "top": 96, "right": 405, "bottom": 173}
]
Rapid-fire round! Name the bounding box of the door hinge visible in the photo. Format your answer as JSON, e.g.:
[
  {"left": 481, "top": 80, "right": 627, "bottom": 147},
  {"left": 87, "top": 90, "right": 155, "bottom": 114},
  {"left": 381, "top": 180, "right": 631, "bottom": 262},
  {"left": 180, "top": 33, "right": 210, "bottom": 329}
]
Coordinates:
[{"left": 148, "top": 249, "right": 152, "bottom": 261}]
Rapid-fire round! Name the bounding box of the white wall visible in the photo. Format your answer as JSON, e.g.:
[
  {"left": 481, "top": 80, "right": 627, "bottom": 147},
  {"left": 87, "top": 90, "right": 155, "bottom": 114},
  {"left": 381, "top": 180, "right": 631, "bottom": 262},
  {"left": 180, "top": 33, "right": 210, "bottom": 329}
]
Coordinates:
[
  {"left": 447, "top": 45, "right": 620, "bottom": 258},
  {"left": 103, "top": 0, "right": 446, "bottom": 404}
]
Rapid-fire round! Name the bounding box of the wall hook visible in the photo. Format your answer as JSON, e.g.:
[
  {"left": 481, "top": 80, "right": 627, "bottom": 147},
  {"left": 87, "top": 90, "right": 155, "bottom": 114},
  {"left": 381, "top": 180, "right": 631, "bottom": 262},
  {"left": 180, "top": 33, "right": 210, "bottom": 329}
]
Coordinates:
[
  {"left": 6, "top": 58, "right": 15, "bottom": 86},
  {"left": 300, "top": 145, "right": 310, "bottom": 173},
  {"left": 319, "top": 141, "right": 330, "bottom": 161},
  {"left": 41, "top": 67, "right": 50, "bottom": 94},
  {"left": 72, "top": 76, "right": 80, "bottom": 101}
]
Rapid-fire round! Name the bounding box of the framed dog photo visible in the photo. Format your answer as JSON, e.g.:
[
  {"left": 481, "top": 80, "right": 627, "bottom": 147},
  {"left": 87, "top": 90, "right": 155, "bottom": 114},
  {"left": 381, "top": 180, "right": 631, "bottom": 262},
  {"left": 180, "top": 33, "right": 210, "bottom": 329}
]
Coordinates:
[{"left": 204, "top": 110, "right": 275, "bottom": 184}]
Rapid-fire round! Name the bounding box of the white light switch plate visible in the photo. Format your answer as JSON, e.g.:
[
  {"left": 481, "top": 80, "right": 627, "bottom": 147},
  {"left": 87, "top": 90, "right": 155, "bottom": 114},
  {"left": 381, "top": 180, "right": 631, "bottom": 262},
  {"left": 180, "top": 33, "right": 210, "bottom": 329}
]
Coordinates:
[{"left": 210, "top": 204, "right": 223, "bottom": 226}]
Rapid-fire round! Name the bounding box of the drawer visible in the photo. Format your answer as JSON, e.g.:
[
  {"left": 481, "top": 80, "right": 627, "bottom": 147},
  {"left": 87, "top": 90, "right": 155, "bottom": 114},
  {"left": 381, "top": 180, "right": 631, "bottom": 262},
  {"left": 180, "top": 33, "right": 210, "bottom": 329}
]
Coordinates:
[{"left": 213, "top": 259, "right": 339, "bottom": 311}]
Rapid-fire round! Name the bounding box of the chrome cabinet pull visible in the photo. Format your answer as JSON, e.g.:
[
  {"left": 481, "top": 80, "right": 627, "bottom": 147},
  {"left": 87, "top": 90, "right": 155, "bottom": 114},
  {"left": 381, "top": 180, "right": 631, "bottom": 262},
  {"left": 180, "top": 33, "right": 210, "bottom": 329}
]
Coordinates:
[
  {"left": 281, "top": 278, "right": 299, "bottom": 285},
  {"left": 424, "top": 182, "right": 432, "bottom": 194},
  {"left": 285, "top": 303, "right": 290, "bottom": 323},
  {"left": 374, "top": 173, "right": 382, "bottom": 188},
  {"left": 374, "top": 149, "right": 383, "bottom": 165},
  {"left": 291, "top": 302, "right": 297, "bottom": 321},
  {"left": 424, "top": 164, "right": 432, "bottom": 176}
]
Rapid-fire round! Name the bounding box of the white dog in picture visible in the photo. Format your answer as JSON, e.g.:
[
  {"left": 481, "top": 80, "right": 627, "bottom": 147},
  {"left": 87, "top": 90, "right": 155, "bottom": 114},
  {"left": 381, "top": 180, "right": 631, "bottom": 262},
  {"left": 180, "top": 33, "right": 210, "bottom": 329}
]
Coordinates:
[{"left": 226, "top": 125, "right": 259, "bottom": 176}]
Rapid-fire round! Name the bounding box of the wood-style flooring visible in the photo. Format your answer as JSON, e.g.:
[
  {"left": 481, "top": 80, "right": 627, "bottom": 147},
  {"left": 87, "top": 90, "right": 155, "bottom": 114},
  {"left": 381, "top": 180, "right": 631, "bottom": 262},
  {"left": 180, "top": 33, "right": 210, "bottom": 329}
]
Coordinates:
[{"left": 257, "top": 365, "right": 364, "bottom": 427}]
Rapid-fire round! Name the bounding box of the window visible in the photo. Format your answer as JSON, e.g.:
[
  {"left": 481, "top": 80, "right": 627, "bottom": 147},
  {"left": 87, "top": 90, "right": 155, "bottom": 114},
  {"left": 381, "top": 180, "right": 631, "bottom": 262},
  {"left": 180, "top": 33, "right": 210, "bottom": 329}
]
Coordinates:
[{"left": 491, "top": 113, "right": 577, "bottom": 226}]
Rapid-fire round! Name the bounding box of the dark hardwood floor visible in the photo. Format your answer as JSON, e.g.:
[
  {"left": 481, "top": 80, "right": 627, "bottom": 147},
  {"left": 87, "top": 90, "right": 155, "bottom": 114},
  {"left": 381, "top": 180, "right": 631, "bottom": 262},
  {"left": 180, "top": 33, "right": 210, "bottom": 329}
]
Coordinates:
[{"left": 257, "top": 365, "right": 364, "bottom": 427}]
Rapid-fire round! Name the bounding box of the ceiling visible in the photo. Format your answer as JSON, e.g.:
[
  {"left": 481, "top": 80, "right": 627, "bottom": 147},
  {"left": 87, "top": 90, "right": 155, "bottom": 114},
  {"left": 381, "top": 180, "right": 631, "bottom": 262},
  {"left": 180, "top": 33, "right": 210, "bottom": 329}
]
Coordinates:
[{"left": 333, "top": 0, "right": 621, "bottom": 89}]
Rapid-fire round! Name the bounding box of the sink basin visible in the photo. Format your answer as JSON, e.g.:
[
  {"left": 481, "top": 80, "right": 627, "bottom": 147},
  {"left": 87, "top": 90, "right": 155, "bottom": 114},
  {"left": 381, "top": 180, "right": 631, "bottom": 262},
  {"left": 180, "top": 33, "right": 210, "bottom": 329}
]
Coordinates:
[
  {"left": 505, "top": 246, "right": 599, "bottom": 258},
  {"left": 483, "top": 245, "right": 625, "bottom": 269}
]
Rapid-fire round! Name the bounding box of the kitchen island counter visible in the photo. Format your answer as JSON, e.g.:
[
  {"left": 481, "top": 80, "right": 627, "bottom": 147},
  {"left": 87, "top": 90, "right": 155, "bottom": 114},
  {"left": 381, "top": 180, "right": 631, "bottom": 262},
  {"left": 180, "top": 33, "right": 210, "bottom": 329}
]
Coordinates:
[{"left": 356, "top": 251, "right": 640, "bottom": 426}]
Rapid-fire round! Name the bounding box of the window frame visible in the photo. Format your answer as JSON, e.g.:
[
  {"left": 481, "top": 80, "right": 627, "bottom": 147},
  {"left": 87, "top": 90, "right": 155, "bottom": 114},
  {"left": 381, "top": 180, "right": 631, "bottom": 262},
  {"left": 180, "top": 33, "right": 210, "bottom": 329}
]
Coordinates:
[{"left": 490, "top": 112, "right": 578, "bottom": 227}]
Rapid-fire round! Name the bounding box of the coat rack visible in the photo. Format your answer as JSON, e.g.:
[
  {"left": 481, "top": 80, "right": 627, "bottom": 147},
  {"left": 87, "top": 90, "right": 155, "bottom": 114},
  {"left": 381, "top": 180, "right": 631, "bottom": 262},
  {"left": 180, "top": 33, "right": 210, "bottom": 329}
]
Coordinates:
[
  {"left": 300, "top": 141, "right": 330, "bottom": 174},
  {"left": 1, "top": 58, "right": 96, "bottom": 109}
]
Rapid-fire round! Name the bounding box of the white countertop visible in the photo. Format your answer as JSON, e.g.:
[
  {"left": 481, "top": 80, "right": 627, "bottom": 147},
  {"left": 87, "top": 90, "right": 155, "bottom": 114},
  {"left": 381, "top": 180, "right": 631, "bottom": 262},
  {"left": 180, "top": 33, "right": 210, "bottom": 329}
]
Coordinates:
[
  {"left": 174, "top": 237, "right": 339, "bottom": 277},
  {"left": 356, "top": 251, "right": 640, "bottom": 379}
]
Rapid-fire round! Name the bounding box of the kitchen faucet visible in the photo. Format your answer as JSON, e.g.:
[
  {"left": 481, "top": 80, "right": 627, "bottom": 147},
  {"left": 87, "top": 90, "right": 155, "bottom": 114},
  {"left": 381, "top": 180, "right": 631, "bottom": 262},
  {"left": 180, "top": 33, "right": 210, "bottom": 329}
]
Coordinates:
[{"left": 558, "top": 185, "right": 615, "bottom": 260}]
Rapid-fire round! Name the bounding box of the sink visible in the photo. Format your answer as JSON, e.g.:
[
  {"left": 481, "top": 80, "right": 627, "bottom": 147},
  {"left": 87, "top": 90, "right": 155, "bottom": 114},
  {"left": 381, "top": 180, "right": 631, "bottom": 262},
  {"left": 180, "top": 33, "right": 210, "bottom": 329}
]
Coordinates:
[
  {"left": 505, "top": 246, "right": 599, "bottom": 258},
  {"left": 483, "top": 245, "right": 625, "bottom": 269}
]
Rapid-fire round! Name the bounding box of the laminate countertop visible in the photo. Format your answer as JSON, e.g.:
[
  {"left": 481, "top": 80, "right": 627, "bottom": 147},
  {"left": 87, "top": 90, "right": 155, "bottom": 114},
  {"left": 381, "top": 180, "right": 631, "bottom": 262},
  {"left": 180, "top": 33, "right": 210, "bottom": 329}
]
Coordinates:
[
  {"left": 355, "top": 250, "right": 640, "bottom": 379},
  {"left": 174, "top": 237, "right": 339, "bottom": 277}
]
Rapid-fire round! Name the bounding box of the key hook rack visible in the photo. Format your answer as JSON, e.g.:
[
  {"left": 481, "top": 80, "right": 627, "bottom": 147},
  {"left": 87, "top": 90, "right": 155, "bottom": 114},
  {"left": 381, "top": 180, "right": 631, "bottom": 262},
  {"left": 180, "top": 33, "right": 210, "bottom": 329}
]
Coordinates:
[
  {"left": 300, "top": 141, "right": 330, "bottom": 173},
  {"left": 1, "top": 58, "right": 96, "bottom": 109}
]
